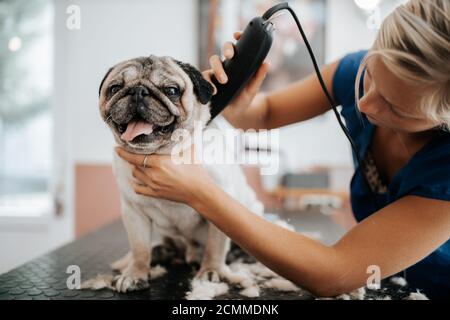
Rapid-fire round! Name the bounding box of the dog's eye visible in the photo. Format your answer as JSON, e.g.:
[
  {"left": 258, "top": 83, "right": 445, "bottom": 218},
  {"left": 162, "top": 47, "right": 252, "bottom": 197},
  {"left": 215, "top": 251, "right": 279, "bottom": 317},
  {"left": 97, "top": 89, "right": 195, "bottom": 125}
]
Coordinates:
[
  {"left": 164, "top": 86, "right": 181, "bottom": 99},
  {"left": 108, "top": 85, "right": 122, "bottom": 96}
]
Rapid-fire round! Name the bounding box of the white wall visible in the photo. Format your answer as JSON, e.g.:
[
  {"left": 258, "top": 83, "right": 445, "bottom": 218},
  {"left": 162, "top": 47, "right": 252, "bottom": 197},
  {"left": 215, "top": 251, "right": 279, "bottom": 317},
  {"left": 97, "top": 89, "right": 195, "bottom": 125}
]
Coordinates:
[
  {"left": 0, "top": 216, "right": 70, "bottom": 273},
  {"left": 326, "top": 0, "right": 379, "bottom": 62}
]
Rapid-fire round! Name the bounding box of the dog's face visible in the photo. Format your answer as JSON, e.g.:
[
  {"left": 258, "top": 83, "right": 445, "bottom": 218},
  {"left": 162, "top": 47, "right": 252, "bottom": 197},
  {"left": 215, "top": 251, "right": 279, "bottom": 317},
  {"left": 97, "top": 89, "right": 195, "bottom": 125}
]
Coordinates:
[{"left": 99, "top": 55, "right": 214, "bottom": 154}]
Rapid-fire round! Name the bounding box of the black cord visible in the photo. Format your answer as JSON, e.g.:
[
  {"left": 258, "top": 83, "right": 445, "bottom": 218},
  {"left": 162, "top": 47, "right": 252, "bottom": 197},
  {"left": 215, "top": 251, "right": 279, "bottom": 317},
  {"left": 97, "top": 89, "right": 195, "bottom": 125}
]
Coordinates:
[
  {"left": 285, "top": 7, "right": 362, "bottom": 166},
  {"left": 264, "top": 4, "right": 381, "bottom": 208}
]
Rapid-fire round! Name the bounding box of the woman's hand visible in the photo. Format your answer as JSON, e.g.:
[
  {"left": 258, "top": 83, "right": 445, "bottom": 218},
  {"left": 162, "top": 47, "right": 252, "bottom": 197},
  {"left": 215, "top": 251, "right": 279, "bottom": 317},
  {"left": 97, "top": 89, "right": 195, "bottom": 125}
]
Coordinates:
[
  {"left": 202, "top": 31, "right": 270, "bottom": 120},
  {"left": 116, "top": 146, "right": 215, "bottom": 206}
]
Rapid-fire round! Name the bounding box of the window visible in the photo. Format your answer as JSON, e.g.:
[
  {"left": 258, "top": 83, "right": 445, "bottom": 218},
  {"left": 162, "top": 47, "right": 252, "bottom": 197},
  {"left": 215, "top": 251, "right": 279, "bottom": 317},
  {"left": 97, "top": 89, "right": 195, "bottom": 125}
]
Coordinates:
[{"left": 0, "top": 0, "right": 53, "bottom": 216}]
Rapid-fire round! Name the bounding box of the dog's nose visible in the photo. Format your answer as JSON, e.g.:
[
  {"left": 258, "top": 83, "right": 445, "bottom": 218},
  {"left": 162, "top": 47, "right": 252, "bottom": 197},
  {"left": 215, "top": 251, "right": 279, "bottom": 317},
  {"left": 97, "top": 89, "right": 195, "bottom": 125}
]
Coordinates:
[{"left": 129, "top": 86, "right": 150, "bottom": 100}]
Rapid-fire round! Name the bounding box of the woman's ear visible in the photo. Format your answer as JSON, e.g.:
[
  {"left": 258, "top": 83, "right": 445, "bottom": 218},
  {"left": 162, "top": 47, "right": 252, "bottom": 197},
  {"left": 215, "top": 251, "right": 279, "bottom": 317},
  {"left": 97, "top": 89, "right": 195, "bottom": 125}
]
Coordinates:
[{"left": 175, "top": 60, "right": 214, "bottom": 105}]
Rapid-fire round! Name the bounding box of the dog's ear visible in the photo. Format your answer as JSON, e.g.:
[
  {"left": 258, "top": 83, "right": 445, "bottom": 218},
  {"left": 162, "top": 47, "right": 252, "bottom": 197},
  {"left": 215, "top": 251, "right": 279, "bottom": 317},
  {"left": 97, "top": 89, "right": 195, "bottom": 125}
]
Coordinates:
[
  {"left": 175, "top": 60, "right": 214, "bottom": 105},
  {"left": 99, "top": 67, "right": 113, "bottom": 97}
]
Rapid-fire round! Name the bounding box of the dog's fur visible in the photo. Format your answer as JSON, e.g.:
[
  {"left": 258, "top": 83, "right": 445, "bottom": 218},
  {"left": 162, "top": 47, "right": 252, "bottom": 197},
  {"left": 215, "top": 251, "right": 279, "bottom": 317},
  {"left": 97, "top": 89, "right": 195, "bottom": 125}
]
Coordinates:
[{"left": 99, "top": 55, "right": 263, "bottom": 292}]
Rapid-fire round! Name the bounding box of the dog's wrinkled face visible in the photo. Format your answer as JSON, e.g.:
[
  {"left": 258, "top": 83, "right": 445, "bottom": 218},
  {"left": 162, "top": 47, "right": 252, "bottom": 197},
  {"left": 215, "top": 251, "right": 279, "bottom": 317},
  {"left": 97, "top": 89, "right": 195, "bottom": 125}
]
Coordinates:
[{"left": 99, "top": 55, "right": 214, "bottom": 154}]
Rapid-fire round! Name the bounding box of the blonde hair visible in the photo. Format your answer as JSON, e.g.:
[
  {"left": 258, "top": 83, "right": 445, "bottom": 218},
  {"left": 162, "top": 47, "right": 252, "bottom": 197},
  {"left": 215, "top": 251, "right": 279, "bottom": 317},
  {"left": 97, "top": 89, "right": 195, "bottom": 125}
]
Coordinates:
[{"left": 355, "top": 0, "right": 450, "bottom": 130}]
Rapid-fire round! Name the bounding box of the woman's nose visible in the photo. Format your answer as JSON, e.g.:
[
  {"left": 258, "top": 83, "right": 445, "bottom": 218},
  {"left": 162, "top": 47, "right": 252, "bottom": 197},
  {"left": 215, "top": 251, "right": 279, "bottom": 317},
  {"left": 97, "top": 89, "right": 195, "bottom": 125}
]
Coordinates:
[{"left": 358, "top": 91, "right": 380, "bottom": 116}]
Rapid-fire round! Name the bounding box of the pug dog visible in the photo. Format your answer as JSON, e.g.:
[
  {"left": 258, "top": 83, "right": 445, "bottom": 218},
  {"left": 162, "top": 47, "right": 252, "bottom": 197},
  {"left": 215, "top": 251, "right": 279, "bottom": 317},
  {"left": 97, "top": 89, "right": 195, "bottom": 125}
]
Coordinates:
[{"left": 98, "top": 55, "right": 264, "bottom": 292}]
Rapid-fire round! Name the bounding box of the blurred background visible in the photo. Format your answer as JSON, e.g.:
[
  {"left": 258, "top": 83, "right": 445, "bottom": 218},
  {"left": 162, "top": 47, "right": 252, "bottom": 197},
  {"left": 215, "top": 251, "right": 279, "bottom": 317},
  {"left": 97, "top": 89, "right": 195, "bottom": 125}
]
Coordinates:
[{"left": 0, "top": 0, "right": 407, "bottom": 273}]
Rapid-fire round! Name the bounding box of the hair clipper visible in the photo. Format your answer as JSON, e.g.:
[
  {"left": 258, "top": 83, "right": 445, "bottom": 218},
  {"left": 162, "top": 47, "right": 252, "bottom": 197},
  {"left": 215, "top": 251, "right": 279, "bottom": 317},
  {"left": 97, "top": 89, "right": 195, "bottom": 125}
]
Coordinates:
[{"left": 208, "top": 15, "right": 277, "bottom": 121}]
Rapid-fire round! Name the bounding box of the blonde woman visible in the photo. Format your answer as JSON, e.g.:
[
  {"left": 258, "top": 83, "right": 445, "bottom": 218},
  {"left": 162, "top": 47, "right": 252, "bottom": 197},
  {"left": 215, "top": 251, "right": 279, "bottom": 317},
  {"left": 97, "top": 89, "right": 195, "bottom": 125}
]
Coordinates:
[{"left": 117, "top": 0, "right": 450, "bottom": 299}]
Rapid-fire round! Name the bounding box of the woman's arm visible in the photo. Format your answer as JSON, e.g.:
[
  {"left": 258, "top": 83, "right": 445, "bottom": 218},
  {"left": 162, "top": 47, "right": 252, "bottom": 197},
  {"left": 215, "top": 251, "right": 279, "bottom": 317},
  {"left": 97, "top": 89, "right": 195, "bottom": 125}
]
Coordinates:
[
  {"left": 190, "top": 182, "right": 450, "bottom": 297},
  {"left": 220, "top": 62, "right": 339, "bottom": 131},
  {"left": 205, "top": 31, "right": 339, "bottom": 130},
  {"left": 116, "top": 148, "right": 450, "bottom": 297},
  {"left": 263, "top": 61, "right": 339, "bottom": 130}
]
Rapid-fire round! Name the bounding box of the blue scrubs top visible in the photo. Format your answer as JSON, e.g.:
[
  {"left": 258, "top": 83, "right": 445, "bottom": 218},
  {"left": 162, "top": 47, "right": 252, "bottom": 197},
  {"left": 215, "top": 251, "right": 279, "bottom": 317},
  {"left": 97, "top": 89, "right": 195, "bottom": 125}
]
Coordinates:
[{"left": 332, "top": 50, "right": 450, "bottom": 299}]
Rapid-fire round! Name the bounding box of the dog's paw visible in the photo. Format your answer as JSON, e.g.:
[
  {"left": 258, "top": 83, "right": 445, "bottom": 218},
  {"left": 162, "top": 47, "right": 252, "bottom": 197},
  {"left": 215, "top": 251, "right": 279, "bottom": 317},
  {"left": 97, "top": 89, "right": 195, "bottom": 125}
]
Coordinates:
[
  {"left": 196, "top": 265, "right": 254, "bottom": 289},
  {"left": 112, "top": 272, "right": 149, "bottom": 293},
  {"left": 195, "top": 268, "right": 222, "bottom": 282}
]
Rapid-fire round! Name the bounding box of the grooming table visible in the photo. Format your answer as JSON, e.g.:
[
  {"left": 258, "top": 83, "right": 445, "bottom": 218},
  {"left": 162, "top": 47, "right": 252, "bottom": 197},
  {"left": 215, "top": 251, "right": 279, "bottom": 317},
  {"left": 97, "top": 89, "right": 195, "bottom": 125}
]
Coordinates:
[{"left": 0, "top": 211, "right": 417, "bottom": 300}]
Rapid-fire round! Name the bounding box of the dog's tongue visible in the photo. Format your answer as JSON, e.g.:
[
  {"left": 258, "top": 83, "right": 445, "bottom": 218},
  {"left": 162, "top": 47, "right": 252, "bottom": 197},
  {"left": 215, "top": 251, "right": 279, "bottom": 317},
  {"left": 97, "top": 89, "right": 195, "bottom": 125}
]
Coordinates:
[{"left": 121, "top": 120, "right": 153, "bottom": 142}]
